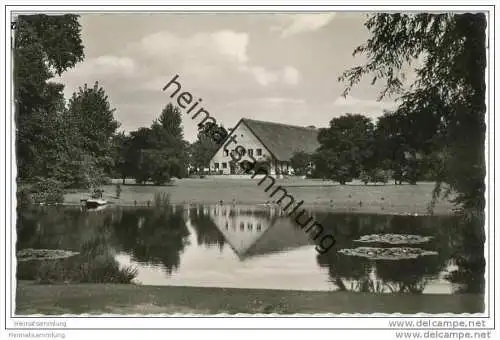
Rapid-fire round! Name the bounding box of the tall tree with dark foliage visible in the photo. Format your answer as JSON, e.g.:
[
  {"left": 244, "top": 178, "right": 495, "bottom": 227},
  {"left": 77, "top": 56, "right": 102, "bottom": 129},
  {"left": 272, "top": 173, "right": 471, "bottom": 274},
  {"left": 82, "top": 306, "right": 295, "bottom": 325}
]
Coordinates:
[
  {"left": 339, "top": 13, "right": 486, "bottom": 211},
  {"left": 339, "top": 13, "right": 486, "bottom": 293},
  {"left": 14, "top": 14, "right": 85, "bottom": 181}
]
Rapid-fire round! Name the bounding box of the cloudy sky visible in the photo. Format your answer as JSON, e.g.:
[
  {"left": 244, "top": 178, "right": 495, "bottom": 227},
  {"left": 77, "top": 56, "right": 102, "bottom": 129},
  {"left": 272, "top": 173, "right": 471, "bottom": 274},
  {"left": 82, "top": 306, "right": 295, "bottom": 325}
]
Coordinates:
[{"left": 55, "top": 12, "right": 401, "bottom": 142}]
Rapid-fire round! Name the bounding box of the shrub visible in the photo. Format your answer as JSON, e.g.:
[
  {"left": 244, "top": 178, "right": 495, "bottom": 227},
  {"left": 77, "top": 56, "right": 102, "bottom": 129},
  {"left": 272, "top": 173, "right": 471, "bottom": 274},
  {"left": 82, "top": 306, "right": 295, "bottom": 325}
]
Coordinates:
[
  {"left": 23, "top": 234, "right": 138, "bottom": 284},
  {"left": 153, "top": 192, "right": 171, "bottom": 208},
  {"left": 101, "top": 176, "right": 112, "bottom": 185},
  {"left": 34, "top": 255, "right": 138, "bottom": 284},
  {"left": 30, "top": 177, "right": 65, "bottom": 204},
  {"left": 332, "top": 166, "right": 352, "bottom": 185},
  {"left": 360, "top": 170, "right": 370, "bottom": 185},
  {"left": 290, "top": 151, "right": 312, "bottom": 176},
  {"left": 151, "top": 172, "right": 172, "bottom": 186},
  {"left": 403, "top": 164, "right": 419, "bottom": 185},
  {"left": 17, "top": 184, "right": 34, "bottom": 207},
  {"left": 62, "top": 154, "right": 109, "bottom": 189},
  {"left": 115, "top": 183, "right": 122, "bottom": 198},
  {"left": 74, "top": 253, "right": 138, "bottom": 284},
  {"left": 371, "top": 168, "right": 389, "bottom": 184}
]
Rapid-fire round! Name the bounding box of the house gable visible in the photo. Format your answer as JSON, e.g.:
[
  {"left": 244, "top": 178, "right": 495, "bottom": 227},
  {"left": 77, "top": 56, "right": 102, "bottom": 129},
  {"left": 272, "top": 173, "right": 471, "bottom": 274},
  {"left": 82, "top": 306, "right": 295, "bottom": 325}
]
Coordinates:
[
  {"left": 209, "top": 119, "right": 273, "bottom": 174},
  {"left": 208, "top": 118, "right": 321, "bottom": 173}
]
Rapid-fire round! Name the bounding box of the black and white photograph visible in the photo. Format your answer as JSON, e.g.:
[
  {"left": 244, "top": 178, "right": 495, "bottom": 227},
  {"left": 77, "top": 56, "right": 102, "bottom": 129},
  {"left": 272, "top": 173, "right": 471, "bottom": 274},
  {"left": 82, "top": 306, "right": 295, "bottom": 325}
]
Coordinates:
[{"left": 1, "top": 2, "right": 497, "bottom": 339}]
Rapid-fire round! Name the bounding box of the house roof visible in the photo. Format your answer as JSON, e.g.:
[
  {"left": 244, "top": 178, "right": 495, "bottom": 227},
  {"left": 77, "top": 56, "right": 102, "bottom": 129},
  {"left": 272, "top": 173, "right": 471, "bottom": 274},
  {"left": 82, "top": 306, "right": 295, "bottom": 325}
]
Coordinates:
[{"left": 240, "top": 118, "right": 320, "bottom": 161}]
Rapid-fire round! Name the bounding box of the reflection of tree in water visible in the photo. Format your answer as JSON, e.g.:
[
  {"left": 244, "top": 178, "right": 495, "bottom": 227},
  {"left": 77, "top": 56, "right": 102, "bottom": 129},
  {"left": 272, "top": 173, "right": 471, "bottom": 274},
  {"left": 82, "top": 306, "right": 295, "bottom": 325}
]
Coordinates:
[
  {"left": 374, "top": 255, "right": 444, "bottom": 294},
  {"left": 189, "top": 206, "right": 225, "bottom": 250},
  {"left": 16, "top": 206, "right": 136, "bottom": 283},
  {"left": 112, "top": 207, "right": 190, "bottom": 275},
  {"left": 445, "top": 213, "right": 485, "bottom": 293},
  {"left": 315, "top": 214, "right": 374, "bottom": 292},
  {"left": 372, "top": 216, "right": 452, "bottom": 294},
  {"left": 315, "top": 213, "right": 454, "bottom": 293},
  {"left": 17, "top": 206, "right": 114, "bottom": 252},
  {"left": 317, "top": 248, "right": 372, "bottom": 292}
]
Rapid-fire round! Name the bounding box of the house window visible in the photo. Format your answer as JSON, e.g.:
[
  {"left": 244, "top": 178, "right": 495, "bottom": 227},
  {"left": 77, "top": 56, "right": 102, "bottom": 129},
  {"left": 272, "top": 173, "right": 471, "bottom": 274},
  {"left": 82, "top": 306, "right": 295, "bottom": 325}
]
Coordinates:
[
  {"left": 248, "top": 149, "right": 253, "bottom": 156},
  {"left": 256, "top": 148, "right": 262, "bottom": 156},
  {"left": 222, "top": 162, "right": 227, "bottom": 169},
  {"left": 214, "top": 163, "right": 219, "bottom": 169},
  {"left": 224, "top": 150, "right": 229, "bottom": 157},
  {"left": 240, "top": 222, "right": 245, "bottom": 230}
]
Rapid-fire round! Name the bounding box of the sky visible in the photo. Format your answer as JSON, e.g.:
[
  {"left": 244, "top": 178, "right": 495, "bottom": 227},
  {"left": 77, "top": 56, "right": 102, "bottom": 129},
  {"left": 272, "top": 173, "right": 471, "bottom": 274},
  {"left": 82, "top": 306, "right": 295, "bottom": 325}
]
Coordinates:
[{"left": 55, "top": 12, "right": 402, "bottom": 142}]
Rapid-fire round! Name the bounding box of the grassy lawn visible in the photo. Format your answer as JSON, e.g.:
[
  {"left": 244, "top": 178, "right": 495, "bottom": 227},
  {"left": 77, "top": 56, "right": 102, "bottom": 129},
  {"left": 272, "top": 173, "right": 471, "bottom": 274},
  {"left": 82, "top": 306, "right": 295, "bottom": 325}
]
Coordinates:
[
  {"left": 64, "top": 178, "right": 454, "bottom": 215},
  {"left": 16, "top": 281, "right": 483, "bottom": 315}
]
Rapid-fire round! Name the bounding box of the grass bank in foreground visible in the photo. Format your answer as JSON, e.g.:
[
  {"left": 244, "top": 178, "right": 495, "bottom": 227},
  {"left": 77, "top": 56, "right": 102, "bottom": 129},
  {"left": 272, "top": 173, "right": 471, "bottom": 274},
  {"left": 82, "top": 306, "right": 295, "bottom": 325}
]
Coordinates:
[
  {"left": 16, "top": 281, "right": 483, "bottom": 315},
  {"left": 64, "top": 179, "right": 454, "bottom": 215}
]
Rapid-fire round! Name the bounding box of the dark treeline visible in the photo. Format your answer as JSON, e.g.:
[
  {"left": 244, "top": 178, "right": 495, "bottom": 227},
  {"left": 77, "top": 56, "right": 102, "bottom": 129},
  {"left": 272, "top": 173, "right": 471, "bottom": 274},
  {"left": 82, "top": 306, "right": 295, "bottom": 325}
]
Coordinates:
[
  {"left": 14, "top": 14, "right": 194, "bottom": 202},
  {"left": 112, "top": 114, "right": 228, "bottom": 184},
  {"left": 299, "top": 109, "right": 443, "bottom": 185},
  {"left": 112, "top": 103, "right": 189, "bottom": 185},
  {"left": 330, "top": 12, "right": 486, "bottom": 294},
  {"left": 15, "top": 14, "right": 124, "bottom": 203},
  {"left": 338, "top": 13, "right": 486, "bottom": 213}
]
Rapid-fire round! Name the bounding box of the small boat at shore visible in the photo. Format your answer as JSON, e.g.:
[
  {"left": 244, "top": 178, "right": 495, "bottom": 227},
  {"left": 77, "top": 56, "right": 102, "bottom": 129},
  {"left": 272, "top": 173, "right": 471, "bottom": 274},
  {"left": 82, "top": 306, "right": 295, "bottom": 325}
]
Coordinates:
[{"left": 81, "top": 198, "right": 108, "bottom": 209}]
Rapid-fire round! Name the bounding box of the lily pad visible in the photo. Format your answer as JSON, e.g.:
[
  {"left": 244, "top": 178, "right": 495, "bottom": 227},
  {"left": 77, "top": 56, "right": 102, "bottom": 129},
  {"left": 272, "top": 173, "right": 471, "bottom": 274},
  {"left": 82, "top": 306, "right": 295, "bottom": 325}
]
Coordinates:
[
  {"left": 354, "top": 233, "right": 433, "bottom": 245},
  {"left": 17, "top": 248, "right": 79, "bottom": 262},
  {"left": 338, "top": 246, "right": 438, "bottom": 260}
]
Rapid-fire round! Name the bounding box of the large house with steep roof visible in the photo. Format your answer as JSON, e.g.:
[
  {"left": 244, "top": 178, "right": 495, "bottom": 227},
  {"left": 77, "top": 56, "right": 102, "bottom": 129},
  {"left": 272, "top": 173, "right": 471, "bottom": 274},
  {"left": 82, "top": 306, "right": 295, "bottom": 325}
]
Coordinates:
[{"left": 209, "top": 118, "right": 320, "bottom": 175}]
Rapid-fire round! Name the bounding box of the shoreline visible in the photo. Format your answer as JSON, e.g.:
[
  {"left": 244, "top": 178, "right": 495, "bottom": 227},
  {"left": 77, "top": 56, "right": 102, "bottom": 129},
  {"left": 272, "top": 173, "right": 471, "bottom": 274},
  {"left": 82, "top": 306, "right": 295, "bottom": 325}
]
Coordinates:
[
  {"left": 16, "top": 281, "right": 484, "bottom": 315},
  {"left": 60, "top": 179, "right": 455, "bottom": 216},
  {"left": 59, "top": 200, "right": 455, "bottom": 216}
]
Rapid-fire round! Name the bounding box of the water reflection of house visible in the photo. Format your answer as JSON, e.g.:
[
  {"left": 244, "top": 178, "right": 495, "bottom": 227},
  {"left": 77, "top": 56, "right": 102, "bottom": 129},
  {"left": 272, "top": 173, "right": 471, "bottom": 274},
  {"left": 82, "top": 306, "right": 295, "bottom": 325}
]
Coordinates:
[{"left": 207, "top": 204, "right": 312, "bottom": 260}]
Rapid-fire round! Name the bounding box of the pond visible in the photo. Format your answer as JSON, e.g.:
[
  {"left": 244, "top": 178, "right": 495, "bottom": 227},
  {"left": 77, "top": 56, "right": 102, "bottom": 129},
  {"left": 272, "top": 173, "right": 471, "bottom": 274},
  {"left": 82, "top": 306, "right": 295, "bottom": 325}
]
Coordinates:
[{"left": 16, "top": 204, "right": 485, "bottom": 295}]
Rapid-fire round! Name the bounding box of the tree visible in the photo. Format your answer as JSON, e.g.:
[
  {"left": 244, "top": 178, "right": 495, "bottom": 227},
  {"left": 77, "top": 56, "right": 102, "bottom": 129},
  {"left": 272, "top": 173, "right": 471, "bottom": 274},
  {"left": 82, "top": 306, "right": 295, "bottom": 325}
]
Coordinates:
[
  {"left": 315, "top": 114, "right": 375, "bottom": 184},
  {"left": 339, "top": 13, "right": 486, "bottom": 296},
  {"left": 189, "top": 122, "right": 228, "bottom": 172},
  {"left": 151, "top": 104, "right": 188, "bottom": 178},
  {"left": 158, "top": 103, "right": 183, "bottom": 140},
  {"left": 290, "top": 151, "right": 312, "bottom": 176},
  {"left": 373, "top": 104, "right": 444, "bottom": 185},
  {"left": 14, "top": 14, "right": 85, "bottom": 182},
  {"left": 373, "top": 111, "right": 414, "bottom": 184},
  {"left": 339, "top": 13, "right": 486, "bottom": 211},
  {"left": 124, "top": 105, "right": 189, "bottom": 184},
  {"left": 67, "top": 81, "right": 119, "bottom": 179},
  {"left": 137, "top": 149, "right": 173, "bottom": 185},
  {"left": 111, "top": 132, "right": 133, "bottom": 184},
  {"left": 311, "top": 150, "right": 332, "bottom": 180}
]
